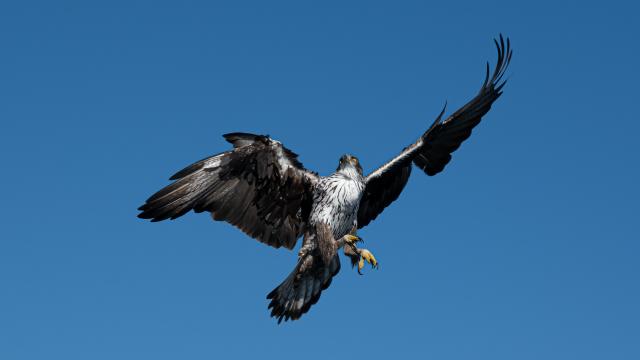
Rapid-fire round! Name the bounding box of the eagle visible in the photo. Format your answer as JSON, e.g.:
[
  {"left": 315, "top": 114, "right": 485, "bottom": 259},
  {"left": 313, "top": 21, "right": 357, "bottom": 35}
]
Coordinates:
[{"left": 138, "top": 35, "right": 512, "bottom": 323}]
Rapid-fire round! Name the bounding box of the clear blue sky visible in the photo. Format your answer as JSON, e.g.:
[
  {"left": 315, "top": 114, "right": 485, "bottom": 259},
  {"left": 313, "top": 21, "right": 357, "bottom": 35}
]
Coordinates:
[{"left": 1, "top": 1, "right": 638, "bottom": 359}]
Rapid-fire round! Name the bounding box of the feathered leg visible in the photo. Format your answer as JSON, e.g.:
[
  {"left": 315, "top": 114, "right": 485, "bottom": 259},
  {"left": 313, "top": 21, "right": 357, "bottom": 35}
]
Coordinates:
[{"left": 266, "top": 224, "right": 340, "bottom": 323}]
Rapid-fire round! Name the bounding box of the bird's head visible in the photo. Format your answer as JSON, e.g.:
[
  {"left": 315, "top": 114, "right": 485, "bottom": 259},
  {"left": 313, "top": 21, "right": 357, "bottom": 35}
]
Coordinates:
[{"left": 337, "top": 154, "right": 363, "bottom": 176}]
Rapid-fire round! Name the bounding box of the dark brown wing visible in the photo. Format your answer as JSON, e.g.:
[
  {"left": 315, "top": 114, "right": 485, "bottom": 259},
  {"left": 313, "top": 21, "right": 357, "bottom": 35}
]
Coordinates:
[
  {"left": 138, "top": 133, "right": 319, "bottom": 250},
  {"left": 358, "top": 35, "right": 512, "bottom": 228}
]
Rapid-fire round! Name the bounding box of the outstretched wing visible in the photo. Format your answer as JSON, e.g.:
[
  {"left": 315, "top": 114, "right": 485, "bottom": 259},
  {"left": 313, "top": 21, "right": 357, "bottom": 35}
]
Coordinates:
[
  {"left": 138, "top": 133, "right": 319, "bottom": 249},
  {"left": 358, "top": 35, "right": 512, "bottom": 228}
]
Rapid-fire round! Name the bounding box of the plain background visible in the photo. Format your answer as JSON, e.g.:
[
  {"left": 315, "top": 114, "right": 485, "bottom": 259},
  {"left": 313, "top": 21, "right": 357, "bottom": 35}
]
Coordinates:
[{"left": 1, "top": 1, "right": 638, "bottom": 359}]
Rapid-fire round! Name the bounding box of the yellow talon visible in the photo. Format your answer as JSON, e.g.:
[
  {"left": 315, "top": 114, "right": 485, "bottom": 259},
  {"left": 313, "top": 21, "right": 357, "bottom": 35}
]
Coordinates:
[
  {"left": 356, "top": 248, "right": 378, "bottom": 274},
  {"left": 360, "top": 249, "right": 378, "bottom": 268},
  {"left": 344, "top": 234, "right": 362, "bottom": 245}
]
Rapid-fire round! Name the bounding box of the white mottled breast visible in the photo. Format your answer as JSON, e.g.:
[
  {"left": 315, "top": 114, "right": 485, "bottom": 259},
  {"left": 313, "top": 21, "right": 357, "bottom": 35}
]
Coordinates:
[{"left": 309, "top": 172, "right": 365, "bottom": 239}]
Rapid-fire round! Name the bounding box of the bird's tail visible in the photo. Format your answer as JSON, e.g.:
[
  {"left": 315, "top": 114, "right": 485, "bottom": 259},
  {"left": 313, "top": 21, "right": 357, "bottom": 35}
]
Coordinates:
[{"left": 266, "top": 227, "right": 340, "bottom": 323}]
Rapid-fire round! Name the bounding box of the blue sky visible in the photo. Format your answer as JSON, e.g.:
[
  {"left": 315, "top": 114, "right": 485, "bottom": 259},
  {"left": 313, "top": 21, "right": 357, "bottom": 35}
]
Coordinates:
[{"left": 1, "top": 1, "right": 638, "bottom": 359}]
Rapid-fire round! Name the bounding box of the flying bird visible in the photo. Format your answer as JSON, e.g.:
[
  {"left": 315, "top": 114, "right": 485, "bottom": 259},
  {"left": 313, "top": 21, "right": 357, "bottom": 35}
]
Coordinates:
[{"left": 138, "top": 35, "right": 512, "bottom": 323}]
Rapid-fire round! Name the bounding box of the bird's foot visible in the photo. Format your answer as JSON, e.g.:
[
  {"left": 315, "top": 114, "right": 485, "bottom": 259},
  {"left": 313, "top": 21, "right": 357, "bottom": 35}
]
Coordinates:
[
  {"left": 297, "top": 242, "right": 315, "bottom": 258},
  {"left": 355, "top": 248, "right": 378, "bottom": 274},
  {"left": 342, "top": 234, "right": 363, "bottom": 246},
  {"left": 340, "top": 234, "right": 378, "bottom": 274}
]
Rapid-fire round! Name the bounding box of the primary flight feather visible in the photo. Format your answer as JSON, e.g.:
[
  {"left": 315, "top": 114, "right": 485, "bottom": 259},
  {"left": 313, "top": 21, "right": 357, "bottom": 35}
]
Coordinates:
[{"left": 138, "top": 35, "right": 513, "bottom": 323}]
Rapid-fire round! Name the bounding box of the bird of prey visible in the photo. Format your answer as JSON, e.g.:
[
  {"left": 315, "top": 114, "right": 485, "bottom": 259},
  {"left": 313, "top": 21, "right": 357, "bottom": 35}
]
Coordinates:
[{"left": 138, "top": 35, "right": 512, "bottom": 323}]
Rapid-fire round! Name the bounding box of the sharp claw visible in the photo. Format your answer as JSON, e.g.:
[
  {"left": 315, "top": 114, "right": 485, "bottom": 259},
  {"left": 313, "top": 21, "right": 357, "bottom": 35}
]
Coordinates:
[
  {"left": 345, "top": 234, "right": 363, "bottom": 245},
  {"left": 371, "top": 255, "right": 378, "bottom": 268}
]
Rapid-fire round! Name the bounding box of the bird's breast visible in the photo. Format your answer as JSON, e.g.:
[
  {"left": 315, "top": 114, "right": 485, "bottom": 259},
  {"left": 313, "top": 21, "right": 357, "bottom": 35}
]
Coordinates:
[{"left": 310, "top": 175, "right": 364, "bottom": 238}]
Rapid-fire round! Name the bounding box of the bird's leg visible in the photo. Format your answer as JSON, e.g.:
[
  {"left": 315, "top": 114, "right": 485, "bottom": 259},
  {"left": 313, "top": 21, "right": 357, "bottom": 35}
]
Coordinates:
[
  {"left": 297, "top": 243, "right": 313, "bottom": 258},
  {"left": 338, "top": 228, "right": 378, "bottom": 274},
  {"left": 297, "top": 233, "right": 316, "bottom": 258}
]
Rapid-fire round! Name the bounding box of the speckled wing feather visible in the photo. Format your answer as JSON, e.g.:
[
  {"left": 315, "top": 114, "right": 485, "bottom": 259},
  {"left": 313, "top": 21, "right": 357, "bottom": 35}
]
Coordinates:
[
  {"left": 358, "top": 35, "right": 512, "bottom": 228},
  {"left": 138, "top": 133, "right": 319, "bottom": 249}
]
